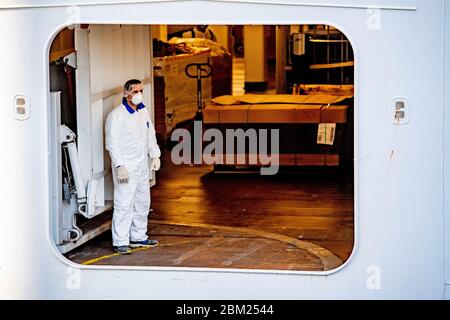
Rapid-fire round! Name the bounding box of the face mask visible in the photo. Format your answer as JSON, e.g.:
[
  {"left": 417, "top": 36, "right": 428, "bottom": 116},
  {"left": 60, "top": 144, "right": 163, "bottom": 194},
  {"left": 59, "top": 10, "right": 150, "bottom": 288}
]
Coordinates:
[{"left": 131, "top": 92, "right": 143, "bottom": 105}]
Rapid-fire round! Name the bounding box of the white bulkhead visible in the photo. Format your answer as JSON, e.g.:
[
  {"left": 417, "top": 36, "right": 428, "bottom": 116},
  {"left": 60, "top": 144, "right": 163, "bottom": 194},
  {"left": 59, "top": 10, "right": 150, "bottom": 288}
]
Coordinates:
[{"left": 0, "top": 0, "right": 449, "bottom": 299}]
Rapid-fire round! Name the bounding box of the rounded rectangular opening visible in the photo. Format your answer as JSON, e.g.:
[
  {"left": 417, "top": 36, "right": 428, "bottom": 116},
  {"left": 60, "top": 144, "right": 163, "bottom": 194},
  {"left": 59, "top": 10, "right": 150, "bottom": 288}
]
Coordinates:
[{"left": 48, "top": 23, "right": 355, "bottom": 273}]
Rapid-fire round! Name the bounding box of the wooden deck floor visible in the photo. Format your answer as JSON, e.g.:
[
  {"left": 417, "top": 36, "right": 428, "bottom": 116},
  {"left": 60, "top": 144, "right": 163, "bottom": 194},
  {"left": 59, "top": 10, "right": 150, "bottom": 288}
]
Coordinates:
[{"left": 67, "top": 151, "right": 354, "bottom": 271}]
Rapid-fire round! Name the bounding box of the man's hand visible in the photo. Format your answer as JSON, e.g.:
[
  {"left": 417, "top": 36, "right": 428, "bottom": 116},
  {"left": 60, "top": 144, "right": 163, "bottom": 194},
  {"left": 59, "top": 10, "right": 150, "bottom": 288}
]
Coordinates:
[
  {"left": 150, "top": 157, "right": 161, "bottom": 171},
  {"left": 117, "top": 166, "right": 129, "bottom": 184}
]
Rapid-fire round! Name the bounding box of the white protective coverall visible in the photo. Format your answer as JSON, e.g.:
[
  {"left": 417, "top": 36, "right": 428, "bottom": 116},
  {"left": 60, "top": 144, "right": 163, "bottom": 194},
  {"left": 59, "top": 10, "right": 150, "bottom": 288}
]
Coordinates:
[{"left": 105, "top": 98, "right": 161, "bottom": 247}]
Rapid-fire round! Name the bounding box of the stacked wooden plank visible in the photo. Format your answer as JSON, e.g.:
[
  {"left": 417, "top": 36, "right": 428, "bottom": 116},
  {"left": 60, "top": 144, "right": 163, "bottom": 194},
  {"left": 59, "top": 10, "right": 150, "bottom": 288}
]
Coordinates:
[{"left": 203, "top": 94, "right": 353, "bottom": 167}]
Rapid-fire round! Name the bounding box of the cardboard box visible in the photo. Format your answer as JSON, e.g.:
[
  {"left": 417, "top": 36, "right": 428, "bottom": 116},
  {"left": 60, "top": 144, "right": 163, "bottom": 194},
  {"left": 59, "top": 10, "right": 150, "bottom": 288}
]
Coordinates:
[
  {"left": 205, "top": 94, "right": 350, "bottom": 125},
  {"left": 321, "top": 105, "right": 348, "bottom": 123},
  {"left": 248, "top": 104, "right": 297, "bottom": 123},
  {"left": 325, "top": 154, "right": 340, "bottom": 166},
  {"left": 203, "top": 104, "right": 222, "bottom": 124},
  {"left": 296, "top": 104, "right": 322, "bottom": 123},
  {"left": 220, "top": 105, "right": 251, "bottom": 123},
  {"left": 297, "top": 154, "right": 326, "bottom": 166},
  {"left": 202, "top": 93, "right": 353, "bottom": 168}
]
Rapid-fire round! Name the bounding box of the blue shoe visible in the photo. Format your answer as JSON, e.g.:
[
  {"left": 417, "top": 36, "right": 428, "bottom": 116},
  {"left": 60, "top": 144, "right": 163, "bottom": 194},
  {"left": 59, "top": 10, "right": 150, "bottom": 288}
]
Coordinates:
[
  {"left": 129, "top": 239, "right": 159, "bottom": 248},
  {"left": 113, "top": 245, "right": 132, "bottom": 255}
]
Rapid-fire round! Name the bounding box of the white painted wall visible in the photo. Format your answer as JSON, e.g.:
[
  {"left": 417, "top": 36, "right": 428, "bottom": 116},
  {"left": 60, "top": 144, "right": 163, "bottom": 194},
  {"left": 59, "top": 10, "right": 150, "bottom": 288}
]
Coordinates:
[
  {"left": 443, "top": 0, "right": 450, "bottom": 300},
  {"left": 76, "top": 24, "right": 152, "bottom": 207},
  {"left": 0, "top": 0, "right": 448, "bottom": 299}
]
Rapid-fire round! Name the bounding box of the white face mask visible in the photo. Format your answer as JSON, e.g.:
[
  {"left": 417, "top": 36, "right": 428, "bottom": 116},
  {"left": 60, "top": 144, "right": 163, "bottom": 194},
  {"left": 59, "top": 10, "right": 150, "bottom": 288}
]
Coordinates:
[{"left": 131, "top": 92, "right": 143, "bottom": 105}]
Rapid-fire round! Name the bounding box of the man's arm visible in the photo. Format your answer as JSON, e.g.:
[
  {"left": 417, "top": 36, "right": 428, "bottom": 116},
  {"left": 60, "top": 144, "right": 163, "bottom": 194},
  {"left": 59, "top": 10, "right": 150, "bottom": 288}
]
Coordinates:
[
  {"left": 146, "top": 112, "right": 161, "bottom": 159},
  {"left": 105, "top": 111, "right": 126, "bottom": 167}
]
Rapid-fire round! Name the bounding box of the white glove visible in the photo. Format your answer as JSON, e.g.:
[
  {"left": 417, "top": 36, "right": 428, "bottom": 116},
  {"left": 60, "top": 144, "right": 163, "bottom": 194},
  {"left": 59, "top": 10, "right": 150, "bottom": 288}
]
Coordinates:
[
  {"left": 150, "top": 157, "right": 161, "bottom": 171},
  {"left": 116, "top": 166, "right": 129, "bottom": 184}
]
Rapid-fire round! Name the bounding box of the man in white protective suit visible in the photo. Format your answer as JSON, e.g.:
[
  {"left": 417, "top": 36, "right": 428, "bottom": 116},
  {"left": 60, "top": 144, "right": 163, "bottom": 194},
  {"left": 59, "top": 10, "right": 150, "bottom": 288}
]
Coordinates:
[{"left": 105, "top": 79, "right": 161, "bottom": 255}]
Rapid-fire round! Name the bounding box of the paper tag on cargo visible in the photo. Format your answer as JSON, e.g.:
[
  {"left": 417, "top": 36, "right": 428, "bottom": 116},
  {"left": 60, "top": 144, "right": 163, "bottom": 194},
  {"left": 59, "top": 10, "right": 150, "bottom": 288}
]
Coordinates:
[{"left": 317, "top": 123, "right": 336, "bottom": 145}]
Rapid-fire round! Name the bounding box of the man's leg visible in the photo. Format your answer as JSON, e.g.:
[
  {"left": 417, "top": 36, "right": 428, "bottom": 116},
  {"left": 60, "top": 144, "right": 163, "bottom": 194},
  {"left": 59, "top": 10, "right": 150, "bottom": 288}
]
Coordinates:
[
  {"left": 130, "top": 178, "right": 151, "bottom": 243},
  {"left": 112, "top": 180, "right": 137, "bottom": 247}
]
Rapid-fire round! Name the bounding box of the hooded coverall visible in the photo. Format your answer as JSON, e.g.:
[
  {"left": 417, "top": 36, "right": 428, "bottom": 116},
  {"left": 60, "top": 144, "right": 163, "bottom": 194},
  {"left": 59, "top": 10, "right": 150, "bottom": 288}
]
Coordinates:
[{"left": 105, "top": 98, "right": 161, "bottom": 247}]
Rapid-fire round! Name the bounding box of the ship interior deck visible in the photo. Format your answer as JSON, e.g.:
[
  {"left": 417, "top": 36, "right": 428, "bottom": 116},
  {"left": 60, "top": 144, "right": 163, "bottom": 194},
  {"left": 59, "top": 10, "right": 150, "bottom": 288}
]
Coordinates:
[
  {"left": 65, "top": 31, "right": 355, "bottom": 271},
  {"left": 66, "top": 149, "right": 354, "bottom": 271}
]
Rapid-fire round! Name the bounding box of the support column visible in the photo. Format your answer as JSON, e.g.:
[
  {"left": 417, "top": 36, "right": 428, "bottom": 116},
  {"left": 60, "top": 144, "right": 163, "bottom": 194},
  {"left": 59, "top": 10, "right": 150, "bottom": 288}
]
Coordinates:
[
  {"left": 275, "top": 25, "right": 289, "bottom": 94},
  {"left": 209, "top": 25, "right": 228, "bottom": 48},
  {"left": 152, "top": 25, "right": 168, "bottom": 41},
  {"left": 243, "top": 25, "right": 267, "bottom": 92}
]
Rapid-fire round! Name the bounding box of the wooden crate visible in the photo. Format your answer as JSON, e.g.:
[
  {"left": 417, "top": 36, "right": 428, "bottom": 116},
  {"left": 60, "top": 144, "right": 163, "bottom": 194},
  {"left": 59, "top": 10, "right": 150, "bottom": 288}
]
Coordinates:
[
  {"left": 202, "top": 94, "right": 354, "bottom": 167},
  {"left": 153, "top": 51, "right": 212, "bottom": 139}
]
